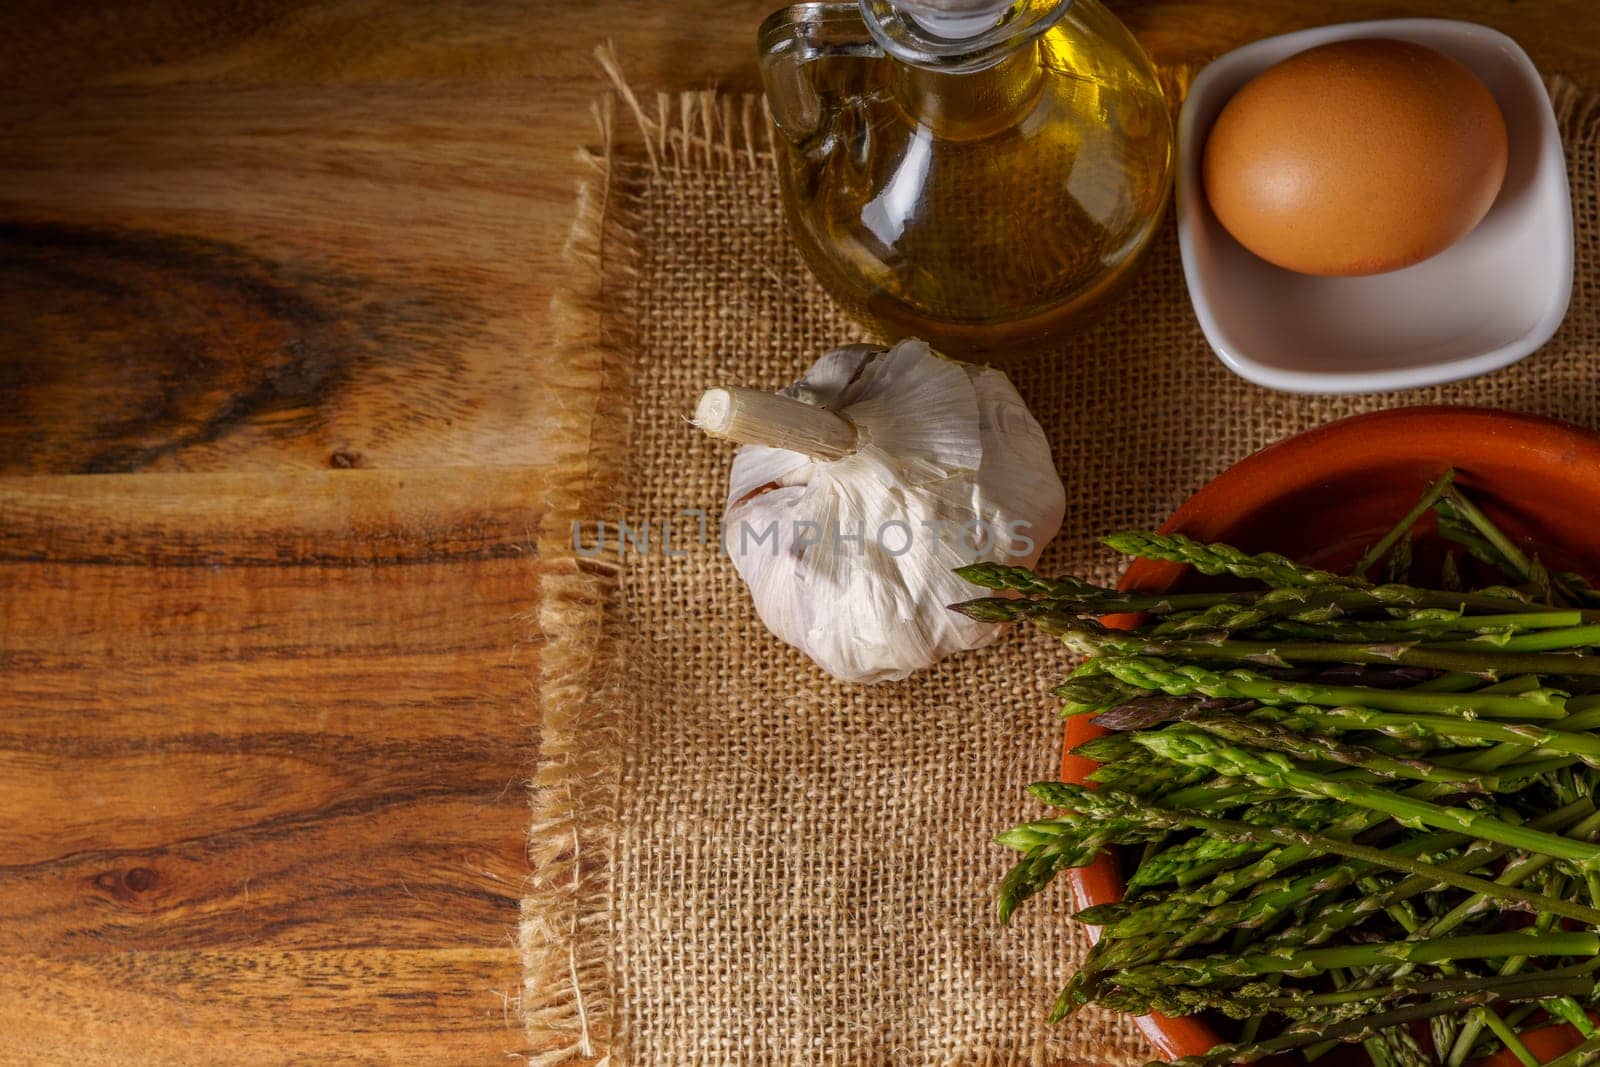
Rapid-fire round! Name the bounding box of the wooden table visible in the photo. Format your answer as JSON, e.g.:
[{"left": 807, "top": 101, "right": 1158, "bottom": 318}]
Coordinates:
[{"left": 3, "top": 2, "right": 1596, "bottom": 1062}]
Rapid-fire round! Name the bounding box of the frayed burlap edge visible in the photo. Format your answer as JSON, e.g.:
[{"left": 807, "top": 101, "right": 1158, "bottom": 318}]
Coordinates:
[
  {"left": 520, "top": 45, "right": 784, "bottom": 1066},
  {"left": 521, "top": 47, "right": 1593, "bottom": 1066},
  {"left": 596, "top": 46, "right": 776, "bottom": 173},
  {"left": 520, "top": 86, "right": 630, "bottom": 1067}
]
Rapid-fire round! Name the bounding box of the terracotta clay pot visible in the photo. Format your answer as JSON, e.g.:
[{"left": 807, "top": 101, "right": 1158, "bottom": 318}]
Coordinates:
[{"left": 1060, "top": 406, "right": 1600, "bottom": 1063}]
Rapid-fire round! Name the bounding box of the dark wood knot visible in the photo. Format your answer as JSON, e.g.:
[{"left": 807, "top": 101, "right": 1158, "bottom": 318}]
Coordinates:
[{"left": 94, "top": 865, "right": 161, "bottom": 901}]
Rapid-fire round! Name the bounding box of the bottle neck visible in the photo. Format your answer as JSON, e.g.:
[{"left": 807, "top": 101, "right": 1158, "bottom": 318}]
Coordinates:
[{"left": 889, "top": 37, "right": 1044, "bottom": 139}]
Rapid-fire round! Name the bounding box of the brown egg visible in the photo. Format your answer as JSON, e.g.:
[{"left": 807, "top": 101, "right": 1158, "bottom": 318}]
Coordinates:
[{"left": 1202, "top": 39, "right": 1508, "bottom": 277}]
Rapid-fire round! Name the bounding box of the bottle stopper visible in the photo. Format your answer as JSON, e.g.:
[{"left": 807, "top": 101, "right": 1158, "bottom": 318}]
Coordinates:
[{"left": 887, "top": 0, "right": 1012, "bottom": 40}]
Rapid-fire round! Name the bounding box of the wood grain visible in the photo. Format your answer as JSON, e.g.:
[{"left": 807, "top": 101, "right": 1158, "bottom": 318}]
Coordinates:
[
  {"left": 0, "top": 469, "right": 542, "bottom": 563},
  {"left": 1, "top": 1, "right": 1597, "bottom": 1063},
  {"left": 0, "top": 474, "right": 544, "bottom": 1064},
  {"left": 4, "top": 950, "right": 520, "bottom": 1064},
  {"left": 0, "top": 82, "right": 561, "bottom": 474}
]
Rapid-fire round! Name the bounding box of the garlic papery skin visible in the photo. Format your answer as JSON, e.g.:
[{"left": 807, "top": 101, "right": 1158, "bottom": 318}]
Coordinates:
[{"left": 693, "top": 338, "right": 1066, "bottom": 684}]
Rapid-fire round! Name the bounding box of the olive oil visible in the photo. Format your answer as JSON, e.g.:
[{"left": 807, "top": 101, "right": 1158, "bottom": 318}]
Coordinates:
[{"left": 762, "top": 0, "right": 1173, "bottom": 354}]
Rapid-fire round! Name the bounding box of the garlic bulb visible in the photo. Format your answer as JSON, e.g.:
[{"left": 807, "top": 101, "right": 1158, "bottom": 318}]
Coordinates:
[{"left": 693, "top": 338, "right": 1065, "bottom": 683}]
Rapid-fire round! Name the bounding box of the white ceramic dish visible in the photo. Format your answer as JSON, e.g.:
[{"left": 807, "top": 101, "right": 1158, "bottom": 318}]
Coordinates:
[{"left": 1177, "top": 19, "right": 1573, "bottom": 394}]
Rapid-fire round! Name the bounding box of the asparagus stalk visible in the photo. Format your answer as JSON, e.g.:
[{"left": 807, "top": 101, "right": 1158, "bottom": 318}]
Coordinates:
[
  {"left": 1027, "top": 783, "right": 1600, "bottom": 925},
  {"left": 1049, "top": 742, "right": 1600, "bottom": 985},
  {"left": 1262, "top": 801, "right": 1599, "bottom": 970},
  {"left": 1542, "top": 1034, "right": 1600, "bottom": 1067},
  {"left": 1438, "top": 486, "right": 1567, "bottom": 603},
  {"left": 1545, "top": 993, "right": 1600, "bottom": 1040},
  {"left": 1480, "top": 1008, "right": 1540, "bottom": 1067},
  {"left": 1049, "top": 620, "right": 1600, "bottom": 680},
  {"left": 1092, "top": 839, "right": 1468, "bottom": 969},
  {"left": 1559, "top": 571, "right": 1600, "bottom": 608},
  {"left": 1352, "top": 470, "right": 1456, "bottom": 579},
  {"left": 1256, "top": 611, "right": 1586, "bottom": 645},
  {"left": 1435, "top": 623, "right": 1600, "bottom": 653},
  {"left": 956, "top": 592, "right": 1254, "bottom": 623},
  {"left": 1125, "top": 964, "right": 1599, "bottom": 1017},
  {"left": 951, "top": 582, "right": 1581, "bottom": 627},
  {"left": 1187, "top": 716, "right": 1500, "bottom": 791},
  {"left": 1159, "top": 982, "right": 1600, "bottom": 1066},
  {"left": 1064, "top": 805, "right": 1595, "bottom": 1018},
  {"left": 1122, "top": 798, "right": 1346, "bottom": 890},
  {"left": 1074, "top": 691, "right": 1593, "bottom": 933},
  {"left": 950, "top": 562, "right": 1106, "bottom": 600},
  {"left": 1270, "top": 705, "right": 1600, "bottom": 767},
  {"left": 1116, "top": 930, "right": 1600, "bottom": 990},
  {"left": 1301, "top": 816, "right": 1600, "bottom": 1064},
  {"left": 1133, "top": 729, "right": 1600, "bottom": 869},
  {"left": 1103, "top": 531, "right": 1362, "bottom": 588},
  {"left": 1382, "top": 534, "right": 1416, "bottom": 587},
  {"left": 1446, "top": 911, "right": 1561, "bottom": 1067},
  {"left": 1097, "top": 657, "right": 1568, "bottom": 719},
  {"left": 1267, "top": 839, "right": 1515, "bottom": 951},
  {"left": 1112, "top": 974, "right": 1597, "bottom": 1034}
]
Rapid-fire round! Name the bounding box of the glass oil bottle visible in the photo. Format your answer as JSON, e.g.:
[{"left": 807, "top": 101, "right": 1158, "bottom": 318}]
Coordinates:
[{"left": 759, "top": 0, "right": 1173, "bottom": 354}]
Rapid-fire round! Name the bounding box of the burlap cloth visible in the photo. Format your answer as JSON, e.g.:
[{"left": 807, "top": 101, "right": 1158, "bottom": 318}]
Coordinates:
[{"left": 523, "top": 60, "right": 1600, "bottom": 1065}]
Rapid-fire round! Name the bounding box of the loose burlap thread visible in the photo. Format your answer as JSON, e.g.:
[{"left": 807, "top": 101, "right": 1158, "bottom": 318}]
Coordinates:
[{"left": 524, "top": 60, "right": 1600, "bottom": 1066}]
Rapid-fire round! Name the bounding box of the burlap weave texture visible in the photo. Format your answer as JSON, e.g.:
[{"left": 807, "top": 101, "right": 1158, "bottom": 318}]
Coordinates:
[{"left": 524, "top": 74, "right": 1600, "bottom": 1066}]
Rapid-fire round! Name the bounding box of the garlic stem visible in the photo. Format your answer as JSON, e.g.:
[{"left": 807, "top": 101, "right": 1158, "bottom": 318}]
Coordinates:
[{"left": 693, "top": 387, "right": 858, "bottom": 460}]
